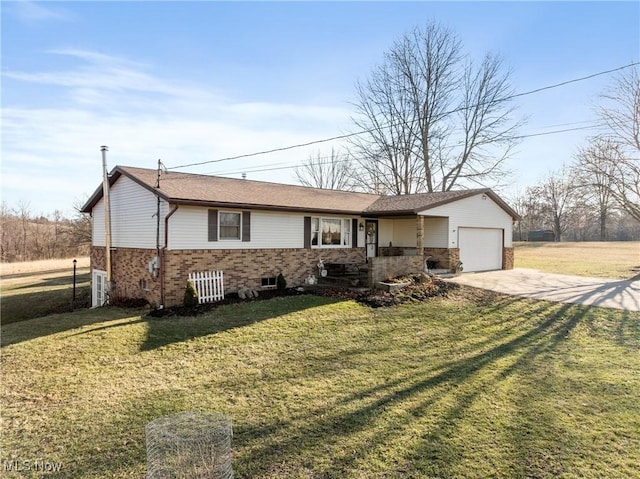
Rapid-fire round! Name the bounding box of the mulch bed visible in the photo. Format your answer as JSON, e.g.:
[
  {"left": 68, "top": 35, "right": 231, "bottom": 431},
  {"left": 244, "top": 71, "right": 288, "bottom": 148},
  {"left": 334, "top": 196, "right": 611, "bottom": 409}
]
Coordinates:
[{"left": 147, "top": 273, "right": 466, "bottom": 317}]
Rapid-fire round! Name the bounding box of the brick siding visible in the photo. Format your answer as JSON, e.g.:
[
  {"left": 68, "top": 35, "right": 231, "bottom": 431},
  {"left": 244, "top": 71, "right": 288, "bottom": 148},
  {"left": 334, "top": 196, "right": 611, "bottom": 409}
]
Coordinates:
[
  {"left": 163, "top": 248, "right": 365, "bottom": 307},
  {"left": 91, "top": 244, "right": 507, "bottom": 308},
  {"left": 368, "top": 256, "right": 424, "bottom": 284},
  {"left": 423, "top": 247, "right": 460, "bottom": 271},
  {"left": 90, "top": 246, "right": 162, "bottom": 306},
  {"left": 503, "top": 247, "right": 515, "bottom": 270}
]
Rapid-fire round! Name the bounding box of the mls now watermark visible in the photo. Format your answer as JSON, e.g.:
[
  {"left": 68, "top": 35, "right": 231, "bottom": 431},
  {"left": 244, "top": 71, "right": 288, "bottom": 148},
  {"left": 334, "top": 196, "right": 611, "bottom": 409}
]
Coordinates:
[{"left": 3, "top": 458, "right": 62, "bottom": 473}]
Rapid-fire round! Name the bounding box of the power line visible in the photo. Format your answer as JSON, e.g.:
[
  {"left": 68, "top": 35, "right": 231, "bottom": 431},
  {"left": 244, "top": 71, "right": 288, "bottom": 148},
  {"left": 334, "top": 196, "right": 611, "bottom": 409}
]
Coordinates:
[
  {"left": 209, "top": 122, "right": 607, "bottom": 178},
  {"left": 509, "top": 63, "right": 637, "bottom": 99},
  {"left": 187, "top": 121, "right": 605, "bottom": 178},
  {"left": 166, "top": 62, "right": 638, "bottom": 171}
]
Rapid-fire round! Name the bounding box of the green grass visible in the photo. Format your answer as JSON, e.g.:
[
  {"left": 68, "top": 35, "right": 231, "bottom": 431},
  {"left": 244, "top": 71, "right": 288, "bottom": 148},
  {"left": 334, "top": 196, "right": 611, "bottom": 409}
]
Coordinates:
[
  {"left": 0, "top": 269, "right": 90, "bottom": 324},
  {"left": 1, "top": 292, "right": 639, "bottom": 478},
  {"left": 514, "top": 241, "right": 640, "bottom": 279}
]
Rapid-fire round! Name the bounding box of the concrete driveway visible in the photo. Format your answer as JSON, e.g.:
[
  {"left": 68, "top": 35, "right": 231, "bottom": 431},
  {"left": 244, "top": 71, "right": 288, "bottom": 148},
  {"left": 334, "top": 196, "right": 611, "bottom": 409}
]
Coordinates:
[{"left": 447, "top": 268, "right": 640, "bottom": 311}]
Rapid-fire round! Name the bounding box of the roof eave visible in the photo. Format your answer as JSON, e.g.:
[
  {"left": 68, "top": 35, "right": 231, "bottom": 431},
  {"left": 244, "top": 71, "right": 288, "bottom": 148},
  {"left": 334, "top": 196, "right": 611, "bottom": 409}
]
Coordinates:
[{"left": 169, "top": 198, "right": 367, "bottom": 216}]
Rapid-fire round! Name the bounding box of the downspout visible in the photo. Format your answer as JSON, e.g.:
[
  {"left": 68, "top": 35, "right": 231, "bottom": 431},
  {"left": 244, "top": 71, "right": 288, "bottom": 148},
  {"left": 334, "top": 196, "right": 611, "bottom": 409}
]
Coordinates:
[
  {"left": 101, "top": 146, "right": 113, "bottom": 301},
  {"left": 160, "top": 204, "right": 179, "bottom": 308}
]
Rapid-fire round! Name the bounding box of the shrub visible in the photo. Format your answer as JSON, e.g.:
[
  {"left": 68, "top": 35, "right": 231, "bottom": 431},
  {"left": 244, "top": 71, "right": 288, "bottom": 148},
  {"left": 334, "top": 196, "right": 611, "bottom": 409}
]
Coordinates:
[
  {"left": 277, "top": 273, "right": 287, "bottom": 291},
  {"left": 183, "top": 280, "right": 199, "bottom": 307}
]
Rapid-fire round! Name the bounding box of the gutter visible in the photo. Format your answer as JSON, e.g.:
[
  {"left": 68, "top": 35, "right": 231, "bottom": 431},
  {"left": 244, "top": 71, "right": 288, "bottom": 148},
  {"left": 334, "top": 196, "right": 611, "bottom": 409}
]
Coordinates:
[{"left": 159, "top": 204, "right": 179, "bottom": 308}]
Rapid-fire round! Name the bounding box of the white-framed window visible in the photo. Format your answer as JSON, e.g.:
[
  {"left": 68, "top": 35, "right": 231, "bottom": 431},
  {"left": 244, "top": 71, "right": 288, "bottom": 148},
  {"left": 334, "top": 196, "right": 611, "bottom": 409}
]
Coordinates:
[
  {"left": 208, "top": 210, "right": 250, "bottom": 242},
  {"left": 219, "top": 212, "right": 241, "bottom": 240},
  {"left": 311, "top": 217, "right": 352, "bottom": 248}
]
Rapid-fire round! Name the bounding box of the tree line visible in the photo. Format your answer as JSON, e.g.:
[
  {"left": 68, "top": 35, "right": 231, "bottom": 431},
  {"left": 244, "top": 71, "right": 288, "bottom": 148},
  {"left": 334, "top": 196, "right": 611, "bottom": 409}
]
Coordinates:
[
  {"left": 295, "top": 21, "right": 639, "bottom": 241},
  {"left": 512, "top": 68, "right": 640, "bottom": 241},
  {"left": 0, "top": 202, "right": 91, "bottom": 263}
]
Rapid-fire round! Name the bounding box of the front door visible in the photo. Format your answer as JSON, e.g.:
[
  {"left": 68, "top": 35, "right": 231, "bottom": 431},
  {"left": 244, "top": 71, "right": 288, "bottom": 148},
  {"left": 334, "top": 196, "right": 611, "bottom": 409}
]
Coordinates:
[{"left": 365, "top": 220, "right": 378, "bottom": 260}]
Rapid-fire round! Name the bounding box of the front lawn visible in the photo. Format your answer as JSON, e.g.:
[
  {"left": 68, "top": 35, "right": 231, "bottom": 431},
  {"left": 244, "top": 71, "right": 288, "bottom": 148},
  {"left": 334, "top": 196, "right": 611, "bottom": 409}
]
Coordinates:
[{"left": 1, "top": 292, "right": 639, "bottom": 478}]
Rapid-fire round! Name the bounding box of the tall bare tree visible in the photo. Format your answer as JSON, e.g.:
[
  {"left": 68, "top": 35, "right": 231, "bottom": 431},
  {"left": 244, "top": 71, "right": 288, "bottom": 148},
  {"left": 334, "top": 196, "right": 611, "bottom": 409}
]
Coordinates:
[
  {"left": 574, "top": 138, "right": 618, "bottom": 240},
  {"left": 590, "top": 67, "right": 640, "bottom": 221},
  {"left": 349, "top": 22, "right": 522, "bottom": 194},
  {"left": 295, "top": 149, "right": 355, "bottom": 190}
]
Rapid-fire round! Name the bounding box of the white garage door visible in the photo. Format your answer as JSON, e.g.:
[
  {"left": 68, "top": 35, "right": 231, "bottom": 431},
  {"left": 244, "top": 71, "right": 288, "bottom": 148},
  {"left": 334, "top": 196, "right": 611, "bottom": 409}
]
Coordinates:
[{"left": 458, "top": 228, "right": 503, "bottom": 272}]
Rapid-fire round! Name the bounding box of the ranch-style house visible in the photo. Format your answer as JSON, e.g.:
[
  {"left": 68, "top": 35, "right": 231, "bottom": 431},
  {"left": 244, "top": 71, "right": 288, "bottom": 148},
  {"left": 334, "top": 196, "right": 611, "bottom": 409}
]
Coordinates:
[{"left": 82, "top": 166, "right": 519, "bottom": 308}]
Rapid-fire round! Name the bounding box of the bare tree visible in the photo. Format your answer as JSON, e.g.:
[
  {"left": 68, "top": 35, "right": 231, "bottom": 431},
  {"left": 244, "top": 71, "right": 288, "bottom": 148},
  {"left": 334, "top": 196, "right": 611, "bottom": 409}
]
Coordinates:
[
  {"left": 295, "top": 149, "right": 355, "bottom": 190},
  {"left": 574, "top": 138, "right": 619, "bottom": 240},
  {"left": 17, "top": 200, "right": 32, "bottom": 261},
  {"left": 509, "top": 189, "right": 548, "bottom": 241},
  {"left": 531, "top": 167, "right": 578, "bottom": 242},
  {"left": 592, "top": 67, "right": 640, "bottom": 221},
  {"left": 72, "top": 198, "right": 93, "bottom": 246},
  {"left": 599, "top": 67, "right": 640, "bottom": 152},
  {"left": 349, "top": 22, "right": 522, "bottom": 194},
  {"left": 0, "top": 201, "right": 90, "bottom": 263}
]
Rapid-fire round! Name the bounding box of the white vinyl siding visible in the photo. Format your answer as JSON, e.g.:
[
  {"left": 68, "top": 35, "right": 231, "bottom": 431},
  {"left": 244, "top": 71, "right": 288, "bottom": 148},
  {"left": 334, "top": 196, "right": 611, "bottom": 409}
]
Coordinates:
[
  {"left": 421, "top": 193, "right": 513, "bottom": 248},
  {"left": 378, "top": 219, "right": 394, "bottom": 246},
  {"left": 423, "top": 217, "right": 449, "bottom": 248},
  {"left": 376, "top": 217, "right": 448, "bottom": 248},
  {"left": 169, "top": 207, "right": 304, "bottom": 250},
  {"left": 390, "top": 219, "right": 415, "bottom": 247},
  {"left": 92, "top": 176, "right": 168, "bottom": 249}
]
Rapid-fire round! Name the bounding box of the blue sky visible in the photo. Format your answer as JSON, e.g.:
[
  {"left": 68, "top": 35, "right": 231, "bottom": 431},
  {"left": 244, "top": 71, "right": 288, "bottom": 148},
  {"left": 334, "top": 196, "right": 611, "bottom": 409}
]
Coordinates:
[{"left": 2, "top": 1, "right": 639, "bottom": 216}]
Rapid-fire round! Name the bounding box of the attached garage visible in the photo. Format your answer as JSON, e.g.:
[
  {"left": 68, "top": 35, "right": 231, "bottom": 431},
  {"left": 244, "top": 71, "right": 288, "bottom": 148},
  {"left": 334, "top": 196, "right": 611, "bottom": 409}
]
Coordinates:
[{"left": 458, "top": 227, "right": 503, "bottom": 272}]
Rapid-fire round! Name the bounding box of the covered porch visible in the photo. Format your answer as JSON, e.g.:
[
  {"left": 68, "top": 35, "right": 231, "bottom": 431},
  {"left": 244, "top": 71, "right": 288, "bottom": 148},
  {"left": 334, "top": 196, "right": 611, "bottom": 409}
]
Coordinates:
[{"left": 365, "top": 214, "right": 459, "bottom": 284}]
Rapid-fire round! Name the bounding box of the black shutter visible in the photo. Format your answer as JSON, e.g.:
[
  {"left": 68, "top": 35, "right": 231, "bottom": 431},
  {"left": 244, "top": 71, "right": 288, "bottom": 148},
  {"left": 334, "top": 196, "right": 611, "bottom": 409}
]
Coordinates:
[
  {"left": 208, "top": 209, "right": 218, "bottom": 242},
  {"left": 352, "top": 219, "right": 358, "bottom": 248},
  {"left": 304, "top": 216, "right": 311, "bottom": 248},
  {"left": 242, "top": 211, "right": 251, "bottom": 242}
]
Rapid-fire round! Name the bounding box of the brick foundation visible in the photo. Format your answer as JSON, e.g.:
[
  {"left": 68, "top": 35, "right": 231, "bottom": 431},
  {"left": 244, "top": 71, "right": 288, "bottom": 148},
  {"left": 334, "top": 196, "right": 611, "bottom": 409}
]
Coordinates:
[
  {"left": 91, "top": 247, "right": 162, "bottom": 306},
  {"left": 90, "top": 244, "right": 480, "bottom": 307},
  {"left": 163, "top": 248, "right": 365, "bottom": 307},
  {"left": 503, "top": 247, "right": 514, "bottom": 270},
  {"left": 369, "top": 256, "right": 424, "bottom": 284},
  {"left": 423, "top": 248, "right": 459, "bottom": 271}
]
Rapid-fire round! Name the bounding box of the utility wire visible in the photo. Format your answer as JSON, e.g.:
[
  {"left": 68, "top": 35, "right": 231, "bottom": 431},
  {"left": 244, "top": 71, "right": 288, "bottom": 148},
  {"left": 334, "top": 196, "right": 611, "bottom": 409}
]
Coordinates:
[
  {"left": 159, "top": 121, "right": 606, "bottom": 181},
  {"left": 166, "top": 62, "right": 638, "bottom": 171},
  {"left": 210, "top": 122, "right": 607, "bottom": 177}
]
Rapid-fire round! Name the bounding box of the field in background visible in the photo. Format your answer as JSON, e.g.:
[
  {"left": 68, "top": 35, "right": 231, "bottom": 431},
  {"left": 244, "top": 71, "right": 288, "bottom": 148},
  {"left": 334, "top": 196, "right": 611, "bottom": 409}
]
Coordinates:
[
  {"left": 0, "top": 257, "right": 90, "bottom": 276},
  {"left": 0, "top": 257, "right": 90, "bottom": 324},
  {"left": 514, "top": 241, "right": 640, "bottom": 279}
]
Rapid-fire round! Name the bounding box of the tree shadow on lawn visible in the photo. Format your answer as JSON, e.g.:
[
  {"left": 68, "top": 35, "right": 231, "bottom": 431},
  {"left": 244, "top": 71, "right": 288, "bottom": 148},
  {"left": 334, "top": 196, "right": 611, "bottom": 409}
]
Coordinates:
[
  {"left": 235, "top": 301, "right": 590, "bottom": 477},
  {"left": 1, "top": 286, "right": 92, "bottom": 328},
  {"left": 0, "top": 306, "right": 143, "bottom": 347},
  {"left": 140, "top": 294, "right": 344, "bottom": 352},
  {"left": 31, "top": 298, "right": 625, "bottom": 479}
]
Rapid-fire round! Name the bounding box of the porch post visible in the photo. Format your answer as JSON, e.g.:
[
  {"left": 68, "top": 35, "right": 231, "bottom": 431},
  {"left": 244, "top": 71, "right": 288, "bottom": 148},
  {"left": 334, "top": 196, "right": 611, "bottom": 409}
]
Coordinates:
[{"left": 416, "top": 215, "right": 424, "bottom": 256}]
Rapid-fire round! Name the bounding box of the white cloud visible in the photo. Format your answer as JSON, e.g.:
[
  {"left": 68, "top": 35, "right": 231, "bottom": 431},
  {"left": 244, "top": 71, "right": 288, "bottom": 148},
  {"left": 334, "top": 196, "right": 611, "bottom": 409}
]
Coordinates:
[
  {"left": 1, "top": 49, "right": 352, "bottom": 215},
  {"left": 9, "top": 1, "right": 75, "bottom": 25}
]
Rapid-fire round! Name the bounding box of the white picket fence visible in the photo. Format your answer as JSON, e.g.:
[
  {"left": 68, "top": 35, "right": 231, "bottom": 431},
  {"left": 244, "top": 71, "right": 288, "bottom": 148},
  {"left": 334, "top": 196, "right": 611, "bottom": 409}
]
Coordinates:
[{"left": 188, "top": 270, "right": 225, "bottom": 304}]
